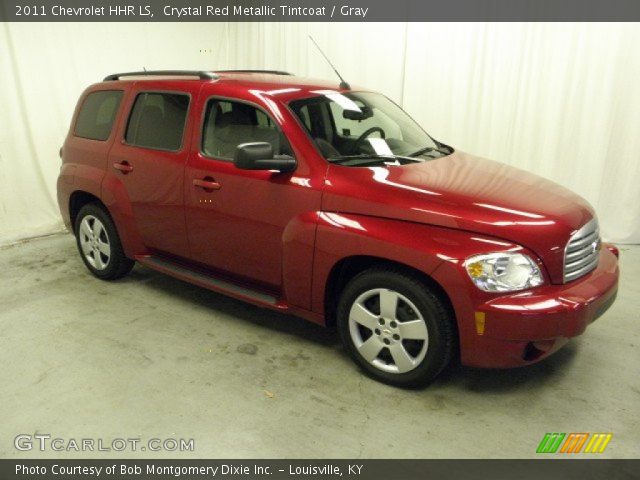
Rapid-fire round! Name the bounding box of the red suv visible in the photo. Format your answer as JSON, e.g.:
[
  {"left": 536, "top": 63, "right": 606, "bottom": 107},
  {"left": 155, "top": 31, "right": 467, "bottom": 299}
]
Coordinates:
[{"left": 57, "top": 70, "right": 619, "bottom": 386}]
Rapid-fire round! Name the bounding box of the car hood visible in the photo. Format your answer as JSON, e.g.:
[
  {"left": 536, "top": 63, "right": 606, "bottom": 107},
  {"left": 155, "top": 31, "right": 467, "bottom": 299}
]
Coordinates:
[{"left": 322, "top": 151, "right": 595, "bottom": 283}]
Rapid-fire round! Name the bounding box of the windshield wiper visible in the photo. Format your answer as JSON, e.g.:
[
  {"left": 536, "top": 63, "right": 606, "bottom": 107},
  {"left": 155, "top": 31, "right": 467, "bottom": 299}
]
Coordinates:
[
  {"left": 330, "top": 154, "right": 392, "bottom": 161},
  {"left": 409, "top": 146, "right": 450, "bottom": 157},
  {"left": 329, "top": 154, "right": 418, "bottom": 165}
]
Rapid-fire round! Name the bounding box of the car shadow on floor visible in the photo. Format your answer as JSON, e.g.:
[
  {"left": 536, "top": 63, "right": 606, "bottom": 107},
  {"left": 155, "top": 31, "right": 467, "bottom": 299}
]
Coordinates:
[
  {"left": 122, "top": 264, "right": 580, "bottom": 393},
  {"left": 434, "top": 343, "right": 580, "bottom": 393}
]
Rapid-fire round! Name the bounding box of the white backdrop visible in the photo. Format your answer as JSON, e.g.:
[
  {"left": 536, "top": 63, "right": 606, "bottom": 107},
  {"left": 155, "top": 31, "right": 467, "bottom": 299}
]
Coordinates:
[{"left": 1, "top": 22, "right": 639, "bottom": 245}]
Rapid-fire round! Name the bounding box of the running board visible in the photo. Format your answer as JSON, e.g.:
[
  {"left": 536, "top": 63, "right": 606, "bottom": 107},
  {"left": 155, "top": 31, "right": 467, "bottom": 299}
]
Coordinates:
[{"left": 136, "top": 255, "right": 281, "bottom": 308}]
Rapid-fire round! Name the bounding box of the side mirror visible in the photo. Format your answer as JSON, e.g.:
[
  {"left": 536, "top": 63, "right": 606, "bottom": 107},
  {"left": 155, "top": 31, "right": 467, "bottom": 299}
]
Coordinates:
[{"left": 234, "top": 142, "right": 296, "bottom": 173}]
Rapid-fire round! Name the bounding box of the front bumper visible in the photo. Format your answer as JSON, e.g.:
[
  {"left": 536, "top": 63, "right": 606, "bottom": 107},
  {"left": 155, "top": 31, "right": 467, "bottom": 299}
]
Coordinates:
[{"left": 450, "top": 246, "right": 619, "bottom": 368}]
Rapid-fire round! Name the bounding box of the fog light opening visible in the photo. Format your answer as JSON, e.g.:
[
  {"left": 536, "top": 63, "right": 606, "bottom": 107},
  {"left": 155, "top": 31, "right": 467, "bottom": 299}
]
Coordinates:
[{"left": 523, "top": 340, "right": 555, "bottom": 361}]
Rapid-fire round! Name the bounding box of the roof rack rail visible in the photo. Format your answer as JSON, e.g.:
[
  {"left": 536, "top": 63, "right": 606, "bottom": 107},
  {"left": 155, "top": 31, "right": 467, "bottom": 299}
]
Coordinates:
[
  {"left": 215, "top": 70, "right": 294, "bottom": 76},
  {"left": 104, "top": 70, "right": 217, "bottom": 81}
]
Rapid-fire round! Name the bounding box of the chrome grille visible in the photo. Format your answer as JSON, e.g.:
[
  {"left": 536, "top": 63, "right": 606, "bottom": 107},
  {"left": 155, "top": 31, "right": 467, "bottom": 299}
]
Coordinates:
[{"left": 564, "top": 218, "right": 601, "bottom": 283}]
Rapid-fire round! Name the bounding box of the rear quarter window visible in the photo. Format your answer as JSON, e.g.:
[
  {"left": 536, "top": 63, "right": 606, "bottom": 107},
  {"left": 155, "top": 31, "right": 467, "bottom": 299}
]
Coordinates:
[{"left": 74, "top": 90, "right": 123, "bottom": 141}]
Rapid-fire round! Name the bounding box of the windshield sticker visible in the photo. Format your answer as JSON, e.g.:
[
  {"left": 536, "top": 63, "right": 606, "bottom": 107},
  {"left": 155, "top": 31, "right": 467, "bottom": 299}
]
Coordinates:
[{"left": 368, "top": 138, "right": 393, "bottom": 155}]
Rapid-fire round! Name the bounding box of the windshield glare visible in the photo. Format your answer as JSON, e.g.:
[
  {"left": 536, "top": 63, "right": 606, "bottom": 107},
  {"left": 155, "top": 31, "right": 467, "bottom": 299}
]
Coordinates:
[{"left": 289, "top": 91, "right": 442, "bottom": 162}]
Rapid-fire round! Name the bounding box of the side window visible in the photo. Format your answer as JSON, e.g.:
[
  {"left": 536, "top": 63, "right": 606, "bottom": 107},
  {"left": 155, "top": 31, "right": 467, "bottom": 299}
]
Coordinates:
[
  {"left": 125, "top": 92, "right": 189, "bottom": 151},
  {"left": 296, "top": 105, "right": 312, "bottom": 131},
  {"left": 74, "top": 90, "right": 123, "bottom": 141},
  {"left": 255, "top": 109, "right": 274, "bottom": 127},
  {"left": 290, "top": 101, "right": 333, "bottom": 141},
  {"left": 201, "top": 99, "right": 293, "bottom": 160}
]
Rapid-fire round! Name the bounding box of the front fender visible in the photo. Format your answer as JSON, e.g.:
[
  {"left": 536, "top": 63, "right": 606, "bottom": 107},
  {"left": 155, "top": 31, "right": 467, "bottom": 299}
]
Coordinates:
[
  {"left": 311, "top": 213, "right": 521, "bottom": 313},
  {"left": 310, "top": 213, "right": 536, "bottom": 339}
]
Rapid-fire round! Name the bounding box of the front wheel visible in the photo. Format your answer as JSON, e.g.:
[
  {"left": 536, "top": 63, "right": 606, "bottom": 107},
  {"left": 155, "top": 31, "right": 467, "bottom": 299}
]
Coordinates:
[
  {"left": 337, "top": 268, "right": 455, "bottom": 387},
  {"left": 74, "top": 203, "right": 134, "bottom": 280}
]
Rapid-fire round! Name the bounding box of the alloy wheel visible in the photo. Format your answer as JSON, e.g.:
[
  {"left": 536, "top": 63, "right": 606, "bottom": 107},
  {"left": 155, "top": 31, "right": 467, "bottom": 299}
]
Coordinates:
[
  {"left": 78, "top": 215, "right": 111, "bottom": 270},
  {"left": 348, "top": 288, "right": 429, "bottom": 374}
]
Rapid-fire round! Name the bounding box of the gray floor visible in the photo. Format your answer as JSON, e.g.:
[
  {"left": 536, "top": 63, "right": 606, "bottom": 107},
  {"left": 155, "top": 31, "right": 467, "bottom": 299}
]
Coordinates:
[{"left": 1, "top": 233, "right": 638, "bottom": 459}]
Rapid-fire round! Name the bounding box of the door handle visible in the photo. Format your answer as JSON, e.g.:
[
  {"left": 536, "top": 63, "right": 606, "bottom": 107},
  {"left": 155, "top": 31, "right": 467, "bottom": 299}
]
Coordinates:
[
  {"left": 193, "top": 177, "right": 221, "bottom": 191},
  {"left": 113, "top": 161, "right": 133, "bottom": 174}
]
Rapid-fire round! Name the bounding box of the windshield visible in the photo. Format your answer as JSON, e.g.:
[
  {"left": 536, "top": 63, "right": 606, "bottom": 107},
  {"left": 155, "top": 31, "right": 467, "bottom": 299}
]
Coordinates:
[{"left": 289, "top": 91, "right": 450, "bottom": 165}]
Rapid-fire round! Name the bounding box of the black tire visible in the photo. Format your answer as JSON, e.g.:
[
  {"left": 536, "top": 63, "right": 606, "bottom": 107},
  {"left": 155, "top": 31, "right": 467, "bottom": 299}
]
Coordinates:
[
  {"left": 337, "top": 267, "right": 455, "bottom": 388},
  {"left": 74, "top": 203, "right": 134, "bottom": 280}
]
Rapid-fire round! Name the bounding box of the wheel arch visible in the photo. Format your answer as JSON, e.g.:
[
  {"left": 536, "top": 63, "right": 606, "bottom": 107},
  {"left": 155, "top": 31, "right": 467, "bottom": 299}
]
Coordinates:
[
  {"left": 323, "top": 255, "right": 456, "bottom": 334},
  {"left": 69, "top": 190, "right": 108, "bottom": 233}
]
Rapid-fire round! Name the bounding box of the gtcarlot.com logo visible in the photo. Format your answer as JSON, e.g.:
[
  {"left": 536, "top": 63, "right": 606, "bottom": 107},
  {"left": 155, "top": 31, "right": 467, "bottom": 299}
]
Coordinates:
[
  {"left": 15, "top": 434, "right": 194, "bottom": 452},
  {"left": 536, "top": 433, "right": 612, "bottom": 454}
]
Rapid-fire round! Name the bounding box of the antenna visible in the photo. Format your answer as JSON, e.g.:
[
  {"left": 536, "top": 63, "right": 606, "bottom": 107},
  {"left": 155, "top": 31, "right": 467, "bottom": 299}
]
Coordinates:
[{"left": 308, "top": 35, "right": 350, "bottom": 90}]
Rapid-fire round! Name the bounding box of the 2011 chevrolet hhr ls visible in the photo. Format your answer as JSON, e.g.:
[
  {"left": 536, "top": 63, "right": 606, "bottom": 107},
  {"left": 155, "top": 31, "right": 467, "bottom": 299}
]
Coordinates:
[{"left": 57, "top": 70, "right": 619, "bottom": 386}]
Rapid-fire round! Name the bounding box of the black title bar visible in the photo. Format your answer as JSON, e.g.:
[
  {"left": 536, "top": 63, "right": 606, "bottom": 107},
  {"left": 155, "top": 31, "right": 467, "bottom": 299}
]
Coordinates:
[{"left": 2, "top": 0, "right": 640, "bottom": 22}]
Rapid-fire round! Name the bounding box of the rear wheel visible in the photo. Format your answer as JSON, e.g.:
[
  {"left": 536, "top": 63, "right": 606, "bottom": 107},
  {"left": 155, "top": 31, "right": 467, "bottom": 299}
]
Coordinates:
[
  {"left": 337, "top": 267, "right": 455, "bottom": 387},
  {"left": 74, "top": 203, "right": 134, "bottom": 280}
]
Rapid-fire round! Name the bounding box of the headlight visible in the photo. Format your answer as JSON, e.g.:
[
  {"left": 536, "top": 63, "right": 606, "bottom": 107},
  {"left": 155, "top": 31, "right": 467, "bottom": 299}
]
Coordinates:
[{"left": 464, "top": 252, "right": 544, "bottom": 292}]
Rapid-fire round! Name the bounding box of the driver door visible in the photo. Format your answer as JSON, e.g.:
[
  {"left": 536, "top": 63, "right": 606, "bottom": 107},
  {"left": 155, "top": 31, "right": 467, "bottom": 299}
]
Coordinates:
[{"left": 183, "top": 96, "right": 321, "bottom": 294}]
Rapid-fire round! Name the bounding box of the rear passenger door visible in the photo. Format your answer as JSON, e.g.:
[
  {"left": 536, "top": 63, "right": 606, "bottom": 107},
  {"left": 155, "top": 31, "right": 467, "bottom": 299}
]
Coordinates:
[{"left": 107, "top": 82, "right": 199, "bottom": 258}]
